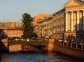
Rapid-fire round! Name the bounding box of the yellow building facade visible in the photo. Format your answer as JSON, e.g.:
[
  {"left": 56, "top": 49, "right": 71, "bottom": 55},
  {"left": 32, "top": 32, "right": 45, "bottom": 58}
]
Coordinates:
[
  {"left": 0, "top": 22, "right": 23, "bottom": 38},
  {"left": 36, "top": 0, "right": 84, "bottom": 41},
  {"left": 65, "top": 0, "right": 84, "bottom": 40}
]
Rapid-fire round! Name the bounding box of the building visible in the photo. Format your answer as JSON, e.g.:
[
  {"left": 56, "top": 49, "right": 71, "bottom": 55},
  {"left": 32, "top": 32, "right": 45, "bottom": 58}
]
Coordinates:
[
  {"left": 6, "top": 27, "right": 23, "bottom": 38},
  {"left": 38, "top": 10, "right": 65, "bottom": 39},
  {"left": 0, "top": 22, "right": 23, "bottom": 38},
  {"left": 36, "top": 0, "right": 84, "bottom": 41},
  {"left": 33, "top": 14, "right": 50, "bottom": 26},
  {"left": 0, "top": 22, "right": 21, "bottom": 28},
  {"left": 33, "top": 14, "right": 51, "bottom": 37}
]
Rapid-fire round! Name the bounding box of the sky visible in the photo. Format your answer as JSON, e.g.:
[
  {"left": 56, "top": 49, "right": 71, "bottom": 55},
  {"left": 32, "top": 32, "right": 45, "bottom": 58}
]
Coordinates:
[{"left": 0, "top": 0, "right": 68, "bottom": 22}]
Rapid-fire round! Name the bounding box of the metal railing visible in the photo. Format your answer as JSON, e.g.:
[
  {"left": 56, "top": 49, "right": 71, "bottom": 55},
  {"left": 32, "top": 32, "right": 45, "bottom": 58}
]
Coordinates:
[{"left": 56, "top": 40, "right": 84, "bottom": 51}]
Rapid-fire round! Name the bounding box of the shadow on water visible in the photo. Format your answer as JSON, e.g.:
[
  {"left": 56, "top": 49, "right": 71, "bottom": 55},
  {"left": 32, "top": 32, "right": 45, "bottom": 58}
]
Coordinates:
[
  {"left": 0, "top": 40, "right": 9, "bottom": 62},
  {"left": 0, "top": 40, "right": 9, "bottom": 53},
  {"left": 0, "top": 29, "right": 9, "bottom": 62}
]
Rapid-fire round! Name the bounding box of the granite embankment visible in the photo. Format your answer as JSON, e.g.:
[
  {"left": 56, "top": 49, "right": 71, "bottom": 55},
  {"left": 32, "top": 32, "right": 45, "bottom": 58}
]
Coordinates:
[
  {"left": 9, "top": 44, "right": 22, "bottom": 52},
  {"left": 9, "top": 44, "right": 45, "bottom": 52},
  {"left": 54, "top": 44, "right": 84, "bottom": 60}
]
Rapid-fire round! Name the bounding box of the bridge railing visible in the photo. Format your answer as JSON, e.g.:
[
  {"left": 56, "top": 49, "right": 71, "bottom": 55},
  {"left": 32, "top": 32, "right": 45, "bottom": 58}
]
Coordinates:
[{"left": 56, "top": 40, "right": 84, "bottom": 51}]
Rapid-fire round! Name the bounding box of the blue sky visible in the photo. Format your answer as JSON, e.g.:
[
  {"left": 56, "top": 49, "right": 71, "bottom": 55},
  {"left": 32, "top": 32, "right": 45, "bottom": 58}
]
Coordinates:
[{"left": 0, "top": 0, "right": 68, "bottom": 22}]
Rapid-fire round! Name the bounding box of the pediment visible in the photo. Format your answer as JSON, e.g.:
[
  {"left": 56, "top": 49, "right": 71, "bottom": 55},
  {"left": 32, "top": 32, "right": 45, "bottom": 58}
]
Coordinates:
[{"left": 65, "top": 0, "right": 83, "bottom": 7}]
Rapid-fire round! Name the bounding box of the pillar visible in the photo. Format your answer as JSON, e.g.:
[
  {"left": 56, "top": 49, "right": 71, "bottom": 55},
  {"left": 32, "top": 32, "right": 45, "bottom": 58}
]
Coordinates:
[
  {"left": 71, "top": 11, "right": 73, "bottom": 31},
  {"left": 77, "top": 11, "right": 80, "bottom": 31},
  {"left": 66, "top": 12, "right": 68, "bottom": 31}
]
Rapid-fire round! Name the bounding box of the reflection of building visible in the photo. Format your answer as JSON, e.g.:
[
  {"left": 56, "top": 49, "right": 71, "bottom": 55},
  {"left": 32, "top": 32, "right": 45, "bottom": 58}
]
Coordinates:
[
  {"left": 0, "top": 22, "right": 23, "bottom": 38},
  {"left": 36, "top": 0, "right": 84, "bottom": 40}
]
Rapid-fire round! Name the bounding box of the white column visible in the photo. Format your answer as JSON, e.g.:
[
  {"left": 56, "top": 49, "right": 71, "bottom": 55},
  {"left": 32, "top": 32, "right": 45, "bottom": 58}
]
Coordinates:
[
  {"left": 83, "top": 11, "right": 84, "bottom": 31},
  {"left": 65, "top": 12, "right": 68, "bottom": 31},
  {"left": 71, "top": 11, "right": 73, "bottom": 31},
  {"left": 77, "top": 11, "right": 79, "bottom": 31}
]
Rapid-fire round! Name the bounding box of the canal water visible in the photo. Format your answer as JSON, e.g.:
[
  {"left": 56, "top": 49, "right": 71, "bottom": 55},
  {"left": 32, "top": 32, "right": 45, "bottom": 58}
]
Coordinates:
[{"left": 1, "top": 52, "right": 79, "bottom": 62}]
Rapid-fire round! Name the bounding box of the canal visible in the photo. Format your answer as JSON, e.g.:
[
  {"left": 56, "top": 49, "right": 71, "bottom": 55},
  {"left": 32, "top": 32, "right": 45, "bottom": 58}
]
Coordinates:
[{"left": 1, "top": 52, "right": 79, "bottom": 62}]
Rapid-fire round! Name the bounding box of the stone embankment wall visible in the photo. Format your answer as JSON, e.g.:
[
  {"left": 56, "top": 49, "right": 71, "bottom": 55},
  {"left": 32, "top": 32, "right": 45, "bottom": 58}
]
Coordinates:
[
  {"left": 44, "top": 38, "right": 84, "bottom": 60},
  {"left": 9, "top": 44, "right": 22, "bottom": 52},
  {"left": 54, "top": 43, "right": 84, "bottom": 60},
  {"left": 22, "top": 45, "right": 42, "bottom": 52},
  {"left": 9, "top": 44, "right": 43, "bottom": 52}
]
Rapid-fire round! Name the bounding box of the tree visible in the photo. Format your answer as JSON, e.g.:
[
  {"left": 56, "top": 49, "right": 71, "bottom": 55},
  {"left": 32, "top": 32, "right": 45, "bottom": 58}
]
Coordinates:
[
  {"left": 21, "top": 13, "right": 38, "bottom": 38},
  {"left": 0, "top": 29, "right": 7, "bottom": 40}
]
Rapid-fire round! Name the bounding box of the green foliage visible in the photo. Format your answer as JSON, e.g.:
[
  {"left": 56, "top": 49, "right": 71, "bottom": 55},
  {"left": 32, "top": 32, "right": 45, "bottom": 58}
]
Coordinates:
[
  {"left": 9, "top": 40, "right": 28, "bottom": 46},
  {"left": 29, "top": 39, "right": 48, "bottom": 46},
  {"left": 21, "top": 13, "right": 38, "bottom": 38}
]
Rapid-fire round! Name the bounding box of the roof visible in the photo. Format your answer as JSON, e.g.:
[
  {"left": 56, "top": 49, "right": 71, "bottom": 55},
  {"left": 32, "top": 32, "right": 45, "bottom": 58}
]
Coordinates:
[{"left": 64, "top": 0, "right": 84, "bottom": 7}]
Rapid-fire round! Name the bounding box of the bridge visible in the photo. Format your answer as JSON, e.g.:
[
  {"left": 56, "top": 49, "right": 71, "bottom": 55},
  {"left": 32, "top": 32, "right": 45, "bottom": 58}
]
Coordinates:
[
  {"left": 8, "top": 39, "right": 50, "bottom": 52},
  {"left": 1, "top": 36, "right": 84, "bottom": 60},
  {"left": 0, "top": 27, "right": 23, "bottom": 53}
]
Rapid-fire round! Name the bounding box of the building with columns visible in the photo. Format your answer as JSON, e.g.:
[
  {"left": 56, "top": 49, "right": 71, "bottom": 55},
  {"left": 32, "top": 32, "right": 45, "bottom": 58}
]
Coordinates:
[
  {"left": 36, "top": 0, "right": 84, "bottom": 41},
  {"left": 65, "top": 0, "right": 84, "bottom": 40}
]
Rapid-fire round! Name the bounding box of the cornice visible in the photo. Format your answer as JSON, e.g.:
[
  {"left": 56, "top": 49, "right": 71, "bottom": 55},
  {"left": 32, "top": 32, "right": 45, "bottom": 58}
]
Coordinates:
[
  {"left": 64, "top": 0, "right": 84, "bottom": 8},
  {"left": 74, "top": 0, "right": 84, "bottom": 5}
]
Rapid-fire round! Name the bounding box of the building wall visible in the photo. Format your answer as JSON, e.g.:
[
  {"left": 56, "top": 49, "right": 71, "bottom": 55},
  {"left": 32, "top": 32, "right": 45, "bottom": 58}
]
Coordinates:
[
  {"left": 65, "top": 0, "right": 84, "bottom": 40},
  {"left": 0, "top": 22, "right": 23, "bottom": 38},
  {"left": 0, "top": 22, "right": 21, "bottom": 28},
  {"left": 52, "top": 9, "right": 65, "bottom": 40},
  {"left": 6, "top": 29, "right": 23, "bottom": 38},
  {"left": 36, "top": 0, "right": 84, "bottom": 41},
  {"left": 37, "top": 9, "right": 65, "bottom": 39}
]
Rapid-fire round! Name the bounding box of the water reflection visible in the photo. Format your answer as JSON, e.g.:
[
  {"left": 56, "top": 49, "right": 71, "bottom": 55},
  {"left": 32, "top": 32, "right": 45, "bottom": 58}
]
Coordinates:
[
  {"left": 1, "top": 52, "right": 79, "bottom": 62},
  {"left": 47, "top": 52, "right": 55, "bottom": 58}
]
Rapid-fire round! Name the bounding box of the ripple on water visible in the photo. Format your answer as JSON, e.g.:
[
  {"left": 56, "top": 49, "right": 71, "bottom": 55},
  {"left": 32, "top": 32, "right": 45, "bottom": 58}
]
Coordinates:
[{"left": 1, "top": 53, "right": 79, "bottom": 62}]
